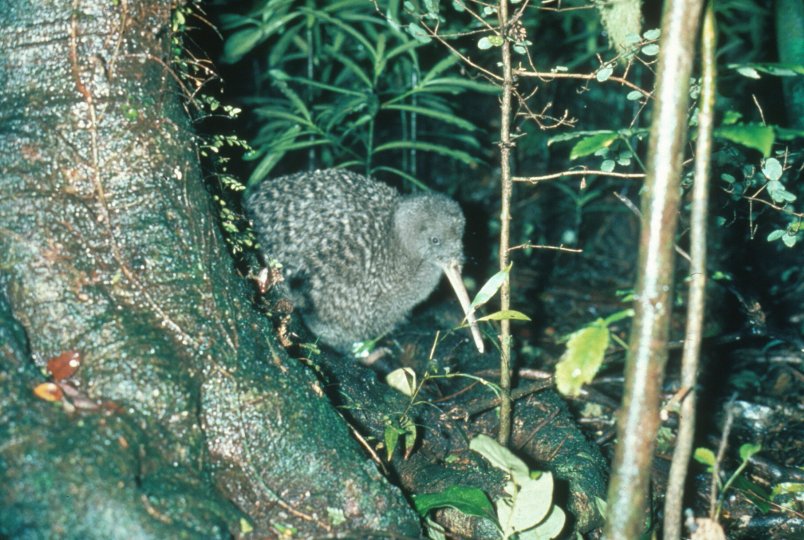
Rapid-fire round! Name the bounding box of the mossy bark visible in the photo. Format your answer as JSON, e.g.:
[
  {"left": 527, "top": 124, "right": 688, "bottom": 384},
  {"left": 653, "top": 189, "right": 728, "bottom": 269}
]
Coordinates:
[{"left": 0, "top": 1, "right": 419, "bottom": 537}]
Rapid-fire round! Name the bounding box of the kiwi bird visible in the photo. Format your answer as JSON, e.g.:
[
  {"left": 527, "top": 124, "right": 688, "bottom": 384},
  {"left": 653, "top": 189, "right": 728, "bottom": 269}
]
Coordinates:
[{"left": 245, "top": 168, "right": 484, "bottom": 353}]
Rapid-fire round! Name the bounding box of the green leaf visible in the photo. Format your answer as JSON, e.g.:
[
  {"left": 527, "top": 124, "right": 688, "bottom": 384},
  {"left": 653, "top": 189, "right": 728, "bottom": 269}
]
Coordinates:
[
  {"left": 477, "top": 37, "right": 493, "bottom": 50},
  {"left": 371, "top": 166, "right": 429, "bottom": 190},
  {"left": 775, "top": 126, "right": 804, "bottom": 141},
  {"left": 641, "top": 44, "right": 660, "bottom": 56},
  {"left": 224, "top": 12, "right": 303, "bottom": 64},
  {"left": 488, "top": 35, "right": 504, "bottom": 47},
  {"left": 421, "top": 55, "right": 459, "bottom": 83},
  {"left": 384, "top": 424, "right": 400, "bottom": 461},
  {"left": 374, "top": 141, "right": 478, "bottom": 166},
  {"left": 570, "top": 132, "right": 618, "bottom": 160},
  {"left": 474, "top": 310, "right": 531, "bottom": 322},
  {"left": 424, "top": 77, "right": 499, "bottom": 94},
  {"left": 596, "top": 66, "right": 613, "bottom": 82},
  {"left": 554, "top": 321, "right": 609, "bottom": 397},
  {"left": 498, "top": 473, "right": 555, "bottom": 536},
  {"left": 285, "top": 73, "right": 368, "bottom": 95},
  {"left": 643, "top": 28, "right": 661, "bottom": 40},
  {"left": 721, "top": 173, "right": 736, "bottom": 184},
  {"left": 402, "top": 418, "right": 418, "bottom": 457},
  {"left": 471, "top": 264, "right": 512, "bottom": 308},
  {"left": 601, "top": 159, "right": 616, "bottom": 172},
  {"left": 603, "top": 308, "right": 634, "bottom": 325},
  {"left": 739, "top": 442, "right": 761, "bottom": 461},
  {"left": 413, "top": 486, "right": 497, "bottom": 523},
  {"left": 714, "top": 124, "right": 775, "bottom": 157},
  {"left": 470, "top": 434, "right": 530, "bottom": 484},
  {"left": 626, "top": 90, "right": 643, "bottom": 101},
  {"left": 782, "top": 234, "right": 797, "bottom": 247},
  {"left": 407, "top": 22, "right": 432, "bottom": 43},
  {"left": 382, "top": 104, "right": 477, "bottom": 131},
  {"left": 223, "top": 27, "right": 264, "bottom": 63},
  {"left": 517, "top": 505, "right": 566, "bottom": 540},
  {"left": 693, "top": 447, "right": 716, "bottom": 468},
  {"left": 761, "top": 157, "right": 783, "bottom": 181},
  {"left": 767, "top": 180, "right": 796, "bottom": 203},
  {"left": 728, "top": 62, "right": 804, "bottom": 77},
  {"left": 766, "top": 229, "right": 785, "bottom": 242},
  {"left": 771, "top": 482, "right": 804, "bottom": 500},
  {"left": 386, "top": 367, "right": 417, "bottom": 396},
  {"left": 550, "top": 128, "right": 647, "bottom": 146},
  {"left": 737, "top": 66, "right": 761, "bottom": 79}
]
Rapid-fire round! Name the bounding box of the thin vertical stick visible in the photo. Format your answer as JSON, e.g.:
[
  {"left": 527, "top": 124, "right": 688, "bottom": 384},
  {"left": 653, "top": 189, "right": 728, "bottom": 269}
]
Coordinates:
[
  {"left": 497, "top": 0, "right": 514, "bottom": 445},
  {"left": 662, "top": 4, "right": 716, "bottom": 538}
]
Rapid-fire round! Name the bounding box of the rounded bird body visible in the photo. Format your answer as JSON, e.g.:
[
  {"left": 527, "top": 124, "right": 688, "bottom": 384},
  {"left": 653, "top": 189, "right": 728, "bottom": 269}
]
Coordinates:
[{"left": 245, "top": 168, "right": 471, "bottom": 352}]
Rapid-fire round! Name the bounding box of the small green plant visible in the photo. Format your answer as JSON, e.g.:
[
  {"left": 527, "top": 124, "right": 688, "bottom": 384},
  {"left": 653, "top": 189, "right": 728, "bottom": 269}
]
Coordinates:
[
  {"left": 694, "top": 442, "right": 762, "bottom": 518},
  {"left": 171, "top": 2, "right": 255, "bottom": 255},
  {"left": 413, "top": 435, "right": 565, "bottom": 539},
  {"left": 554, "top": 309, "right": 633, "bottom": 397}
]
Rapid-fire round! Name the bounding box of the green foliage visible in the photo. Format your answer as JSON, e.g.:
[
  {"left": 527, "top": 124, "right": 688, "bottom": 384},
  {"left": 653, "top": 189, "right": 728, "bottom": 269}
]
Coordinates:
[
  {"left": 554, "top": 310, "right": 632, "bottom": 397},
  {"left": 555, "top": 321, "right": 609, "bottom": 398},
  {"left": 694, "top": 442, "right": 763, "bottom": 518},
  {"left": 715, "top": 143, "right": 803, "bottom": 249},
  {"left": 383, "top": 415, "right": 417, "bottom": 461},
  {"left": 469, "top": 435, "right": 566, "bottom": 539},
  {"left": 465, "top": 265, "right": 531, "bottom": 325},
  {"left": 220, "top": 0, "right": 492, "bottom": 186},
  {"left": 413, "top": 486, "right": 497, "bottom": 523},
  {"left": 714, "top": 124, "right": 775, "bottom": 157},
  {"left": 171, "top": 3, "right": 255, "bottom": 255}
]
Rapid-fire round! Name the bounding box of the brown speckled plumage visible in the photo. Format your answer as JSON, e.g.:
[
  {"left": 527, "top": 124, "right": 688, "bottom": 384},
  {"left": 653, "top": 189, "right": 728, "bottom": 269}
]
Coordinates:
[{"left": 245, "top": 169, "right": 468, "bottom": 352}]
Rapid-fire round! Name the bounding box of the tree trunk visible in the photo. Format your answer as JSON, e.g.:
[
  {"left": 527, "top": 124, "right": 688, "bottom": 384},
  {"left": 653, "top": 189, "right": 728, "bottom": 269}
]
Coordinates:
[{"left": 0, "top": 1, "right": 418, "bottom": 537}]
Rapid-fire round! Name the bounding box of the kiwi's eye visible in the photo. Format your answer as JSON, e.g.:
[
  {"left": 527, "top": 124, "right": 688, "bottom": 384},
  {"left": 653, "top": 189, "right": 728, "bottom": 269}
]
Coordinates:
[{"left": 430, "top": 236, "right": 440, "bottom": 245}]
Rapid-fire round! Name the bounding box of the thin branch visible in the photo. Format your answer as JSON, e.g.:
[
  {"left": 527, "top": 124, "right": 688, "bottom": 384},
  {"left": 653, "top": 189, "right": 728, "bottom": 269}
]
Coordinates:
[
  {"left": 508, "top": 243, "right": 583, "bottom": 253},
  {"left": 419, "top": 20, "right": 503, "bottom": 83},
  {"left": 514, "top": 170, "right": 645, "bottom": 183},
  {"left": 514, "top": 68, "right": 651, "bottom": 97},
  {"left": 742, "top": 194, "right": 804, "bottom": 218}
]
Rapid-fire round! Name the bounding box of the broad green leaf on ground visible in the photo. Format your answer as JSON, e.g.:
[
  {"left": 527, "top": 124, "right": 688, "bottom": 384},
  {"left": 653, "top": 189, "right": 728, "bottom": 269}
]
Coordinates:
[
  {"left": 469, "top": 435, "right": 530, "bottom": 483},
  {"left": 555, "top": 320, "right": 610, "bottom": 397},
  {"left": 413, "top": 486, "right": 497, "bottom": 523}
]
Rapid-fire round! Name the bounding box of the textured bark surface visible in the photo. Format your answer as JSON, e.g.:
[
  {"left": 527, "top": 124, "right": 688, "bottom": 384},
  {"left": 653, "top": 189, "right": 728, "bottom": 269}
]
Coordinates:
[
  {"left": 0, "top": 0, "right": 418, "bottom": 537},
  {"left": 604, "top": 0, "right": 704, "bottom": 537}
]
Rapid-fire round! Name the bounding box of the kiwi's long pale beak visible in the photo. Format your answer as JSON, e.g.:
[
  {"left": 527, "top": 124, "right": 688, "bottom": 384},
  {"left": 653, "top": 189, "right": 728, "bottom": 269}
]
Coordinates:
[{"left": 443, "top": 261, "right": 485, "bottom": 353}]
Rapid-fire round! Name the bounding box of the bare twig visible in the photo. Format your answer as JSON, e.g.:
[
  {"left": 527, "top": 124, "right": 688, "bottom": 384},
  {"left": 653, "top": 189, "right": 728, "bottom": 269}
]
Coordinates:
[
  {"left": 419, "top": 20, "right": 503, "bottom": 83},
  {"left": 514, "top": 68, "right": 651, "bottom": 97},
  {"left": 513, "top": 170, "right": 645, "bottom": 183},
  {"left": 508, "top": 243, "right": 583, "bottom": 253}
]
